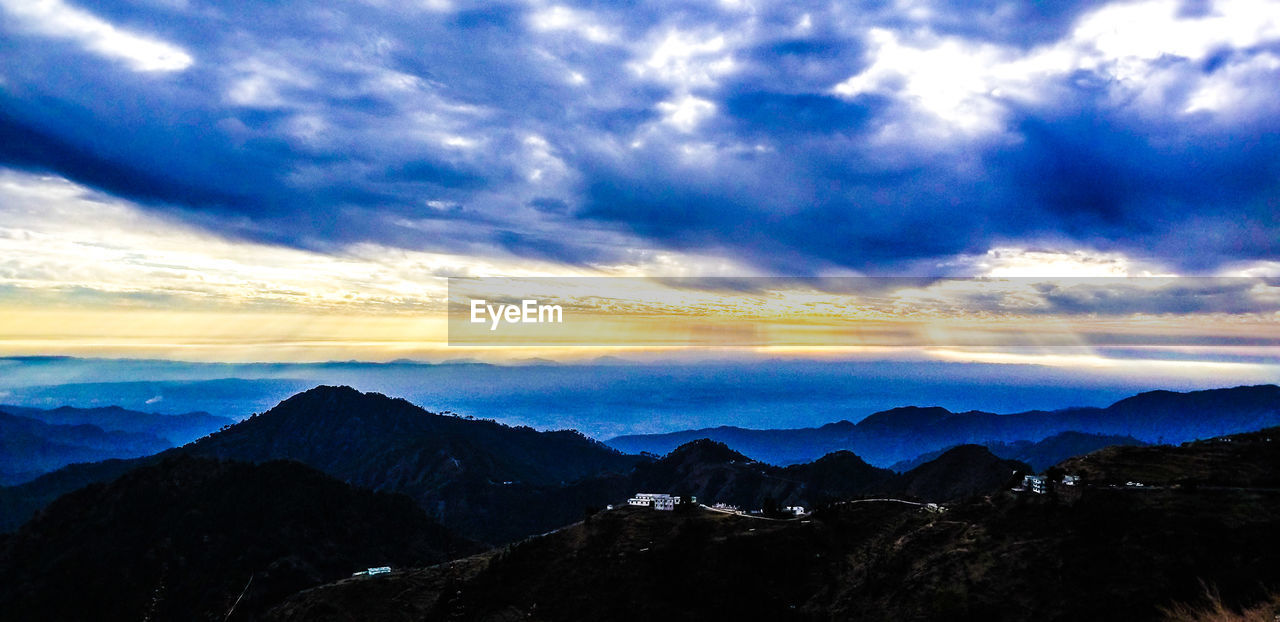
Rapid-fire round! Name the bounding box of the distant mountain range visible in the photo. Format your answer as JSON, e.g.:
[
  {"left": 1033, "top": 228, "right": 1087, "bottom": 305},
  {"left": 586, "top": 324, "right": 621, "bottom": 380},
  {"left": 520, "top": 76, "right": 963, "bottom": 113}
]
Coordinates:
[
  {"left": 0, "top": 404, "right": 233, "bottom": 485},
  {"left": 262, "top": 425, "right": 1280, "bottom": 622},
  {"left": 0, "top": 404, "right": 233, "bottom": 443},
  {"left": 607, "top": 385, "right": 1280, "bottom": 466},
  {"left": 0, "top": 411, "right": 171, "bottom": 485}
]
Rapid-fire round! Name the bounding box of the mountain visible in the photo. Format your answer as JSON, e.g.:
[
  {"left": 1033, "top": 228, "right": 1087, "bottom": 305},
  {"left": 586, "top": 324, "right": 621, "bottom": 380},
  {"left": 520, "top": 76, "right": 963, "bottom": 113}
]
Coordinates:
[
  {"left": 892, "top": 445, "right": 1029, "bottom": 501},
  {"left": 0, "top": 456, "right": 473, "bottom": 622},
  {"left": 0, "top": 404, "right": 233, "bottom": 444},
  {"left": 182, "top": 386, "right": 641, "bottom": 542},
  {"left": 0, "top": 411, "right": 172, "bottom": 485},
  {"left": 1057, "top": 425, "right": 1280, "bottom": 487},
  {"left": 890, "top": 431, "right": 1147, "bottom": 472},
  {"left": 0, "top": 383, "right": 1266, "bottom": 543},
  {"left": 626, "top": 439, "right": 897, "bottom": 511},
  {"left": 607, "top": 385, "right": 1280, "bottom": 466},
  {"left": 0, "top": 410, "right": 960, "bottom": 542},
  {"left": 0, "top": 386, "right": 643, "bottom": 542},
  {"left": 262, "top": 426, "right": 1280, "bottom": 622},
  {"left": 610, "top": 420, "right": 860, "bottom": 466}
]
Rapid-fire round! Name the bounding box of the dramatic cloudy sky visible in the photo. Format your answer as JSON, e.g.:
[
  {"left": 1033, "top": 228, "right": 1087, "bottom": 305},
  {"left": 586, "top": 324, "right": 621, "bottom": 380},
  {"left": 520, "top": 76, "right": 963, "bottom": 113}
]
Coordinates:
[{"left": 1, "top": 0, "right": 1279, "bottom": 363}]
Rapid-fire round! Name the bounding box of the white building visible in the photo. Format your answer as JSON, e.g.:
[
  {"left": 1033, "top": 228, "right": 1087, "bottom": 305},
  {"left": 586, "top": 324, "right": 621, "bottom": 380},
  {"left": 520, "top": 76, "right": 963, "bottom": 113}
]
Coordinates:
[
  {"left": 1062, "top": 475, "right": 1080, "bottom": 486},
  {"left": 1022, "top": 474, "right": 1047, "bottom": 494},
  {"left": 783, "top": 506, "right": 806, "bottom": 516},
  {"left": 628, "top": 493, "right": 683, "bottom": 510}
]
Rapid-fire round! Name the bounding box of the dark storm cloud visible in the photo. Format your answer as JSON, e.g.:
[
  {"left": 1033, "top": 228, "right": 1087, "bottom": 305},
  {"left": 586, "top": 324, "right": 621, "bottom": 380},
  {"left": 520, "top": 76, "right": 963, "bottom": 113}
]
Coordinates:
[{"left": 1, "top": 0, "right": 1278, "bottom": 273}]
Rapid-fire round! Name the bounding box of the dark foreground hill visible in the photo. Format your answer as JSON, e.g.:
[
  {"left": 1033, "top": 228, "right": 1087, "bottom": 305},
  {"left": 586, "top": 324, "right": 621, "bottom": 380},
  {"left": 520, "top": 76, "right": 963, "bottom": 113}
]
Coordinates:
[
  {"left": 608, "top": 385, "right": 1280, "bottom": 465},
  {"left": 0, "top": 456, "right": 473, "bottom": 622},
  {"left": 263, "top": 427, "right": 1280, "bottom": 622},
  {"left": 1058, "top": 425, "right": 1280, "bottom": 487},
  {"left": 892, "top": 444, "right": 1029, "bottom": 501}
]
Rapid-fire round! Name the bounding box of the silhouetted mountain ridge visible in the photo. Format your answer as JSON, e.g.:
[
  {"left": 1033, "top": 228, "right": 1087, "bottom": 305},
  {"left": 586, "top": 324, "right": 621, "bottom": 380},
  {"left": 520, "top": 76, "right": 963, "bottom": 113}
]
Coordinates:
[
  {"left": 263, "top": 426, "right": 1280, "bottom": 622},
  {"left": 890, "top": 431, "right": 1148, "bottom": 472},
  {"left": 894, "top": 444, "right": 1029, "bottom": 501},
  {"left": 0, "top": 386, "right": 642, "bottom": 541},
  {"left": 607, "top": 385, "right": 1280, "bottom": 465}
]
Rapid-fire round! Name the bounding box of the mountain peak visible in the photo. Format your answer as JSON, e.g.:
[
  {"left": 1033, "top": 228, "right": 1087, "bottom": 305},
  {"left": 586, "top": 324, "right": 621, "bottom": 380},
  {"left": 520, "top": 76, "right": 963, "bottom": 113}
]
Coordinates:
[
  {"left": 809, "top": 449, "right": 873, "bottom": 468},
  {"left": 663, "top": 439, "right": 752, "bottom": 465},
  {"left": 897, "top": 444, "right": 1030, "bottom": 501},
  {"left": 857, "top": 406, "right": 954, "bottom": 428},
  {"left": 277, "top": 384, "right": 385, "bottom": 406},
  {"left": 933, "top": 444, "right": 1002, "bottom": 463}
]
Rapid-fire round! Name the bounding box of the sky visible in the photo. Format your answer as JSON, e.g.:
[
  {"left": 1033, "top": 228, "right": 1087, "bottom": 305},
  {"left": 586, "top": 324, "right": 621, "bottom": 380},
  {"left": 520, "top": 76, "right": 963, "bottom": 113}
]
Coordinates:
[{"left": 1, "top": 0, "right": 1279, "bottom": 375}]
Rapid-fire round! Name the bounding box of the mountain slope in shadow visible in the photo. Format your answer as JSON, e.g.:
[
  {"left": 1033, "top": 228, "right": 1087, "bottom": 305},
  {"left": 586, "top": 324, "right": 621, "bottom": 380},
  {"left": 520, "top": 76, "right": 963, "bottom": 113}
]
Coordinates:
[
  {"left": 0, "top": 456, "right": 473, "bottom": 622},
  {"left": 264, "top": 426, "right": 1280, "bottom": 622},
  {"left": 892, "top": 444, "right": 1029, "bottom": 501}
]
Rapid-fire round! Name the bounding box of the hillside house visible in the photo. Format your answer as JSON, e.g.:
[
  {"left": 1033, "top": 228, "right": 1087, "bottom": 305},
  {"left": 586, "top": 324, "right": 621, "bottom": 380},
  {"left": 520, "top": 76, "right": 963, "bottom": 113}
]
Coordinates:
[
  {"left": 628, "top": 493, "right": 683, "bottom": 510},
  {"left": 1021, "top": 474, "right": 1048, "bottom": 494}
]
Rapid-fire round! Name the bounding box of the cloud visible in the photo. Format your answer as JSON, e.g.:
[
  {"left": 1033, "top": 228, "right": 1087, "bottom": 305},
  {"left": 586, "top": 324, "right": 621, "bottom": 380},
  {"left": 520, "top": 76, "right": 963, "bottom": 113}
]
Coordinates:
[
  {"left": 0, "top": 169, "right": 751, "bottom": 310},
  {"left": 0, "top": 0, "right": 192, "bottom": 72},
  {"left": 0, "top": 0, "right": 1276, "bottom": 277}
]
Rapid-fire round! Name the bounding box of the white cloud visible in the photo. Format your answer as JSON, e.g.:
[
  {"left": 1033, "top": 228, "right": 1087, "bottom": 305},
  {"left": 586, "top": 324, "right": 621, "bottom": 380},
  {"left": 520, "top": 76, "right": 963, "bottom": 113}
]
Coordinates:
[
  {"left": 1218, "top": 260, "right": 1280, "bottom": 277},
  {"left": 225, "top": 57, "right": 316, "bottom": 108},
  {"left": 1076, "top": 0, "right": 1280, "bottom": 64},
  {"left": 521, "top": 134, "right": 570, "bottom": 184},
  {"left": 0, "top": 0, "right": 192, "bottom": 72},
  {"left": 528, "top": 5, "right": 617, "bottom": 44},
  {"left": 630, "top": 28, "right": 737, "bottom": 89},
  {"left": 941, "top": 246, "right": 1175, "bottom": 278},
  {"left": 832, "top": 27, "right": 1058, "bottom": 137},
  {"left": 657, "top": 95, "right": 716, "bottom": 133},
  {"left": 832, "top": 0, "right": 1280, "bottom": 140},
  {"left": 1183, "top": 51, "right": 1280, "bottom": 114},
  {"left": 0, "top": 169, "right": 749, "bottom": 310}
]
